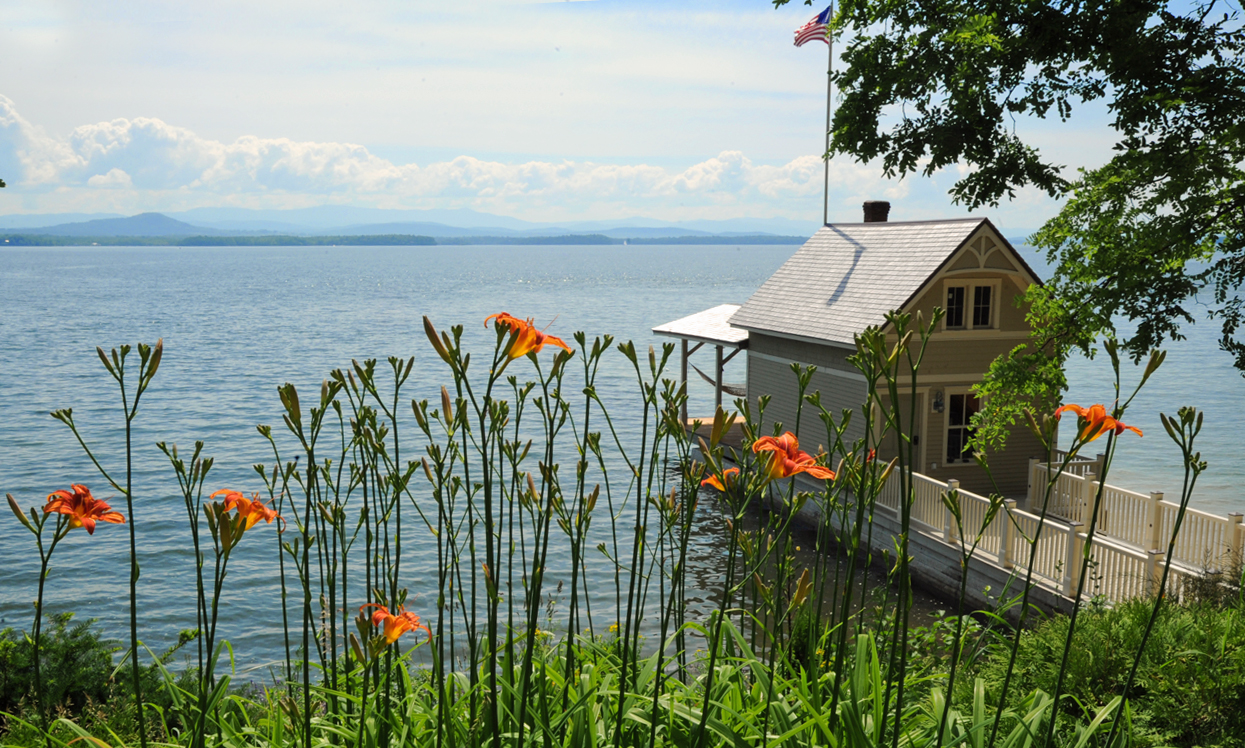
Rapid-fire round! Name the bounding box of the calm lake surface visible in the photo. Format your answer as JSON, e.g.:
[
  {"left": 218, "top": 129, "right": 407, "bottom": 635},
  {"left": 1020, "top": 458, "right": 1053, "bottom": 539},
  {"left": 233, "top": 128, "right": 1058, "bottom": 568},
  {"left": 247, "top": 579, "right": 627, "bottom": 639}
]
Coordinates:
[{"left": 1, "top": 243, "right": 1242, "bottom": 670}]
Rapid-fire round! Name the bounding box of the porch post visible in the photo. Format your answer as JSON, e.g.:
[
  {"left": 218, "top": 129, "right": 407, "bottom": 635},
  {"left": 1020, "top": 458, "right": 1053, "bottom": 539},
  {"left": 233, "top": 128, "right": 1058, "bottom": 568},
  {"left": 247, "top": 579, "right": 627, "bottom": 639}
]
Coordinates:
[
  {"left": 680, "top": 339, "right": 688, "bottom": 424},
  {"left": 714, "top": 344, "right": 723, "bottom": 412}
]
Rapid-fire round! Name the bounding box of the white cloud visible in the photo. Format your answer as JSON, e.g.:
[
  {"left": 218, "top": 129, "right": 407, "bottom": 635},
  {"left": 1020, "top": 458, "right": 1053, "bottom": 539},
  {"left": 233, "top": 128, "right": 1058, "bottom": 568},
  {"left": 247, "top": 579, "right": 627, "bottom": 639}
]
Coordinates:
[
  {"left": 0, "top": 95, "right": 917, "bottom": 220},
  {"left": 0, "top": 94, "right": 1061, "bottom": 228},
  {"left": 87, "top": 167, "right": 133, "bottom": 188}
]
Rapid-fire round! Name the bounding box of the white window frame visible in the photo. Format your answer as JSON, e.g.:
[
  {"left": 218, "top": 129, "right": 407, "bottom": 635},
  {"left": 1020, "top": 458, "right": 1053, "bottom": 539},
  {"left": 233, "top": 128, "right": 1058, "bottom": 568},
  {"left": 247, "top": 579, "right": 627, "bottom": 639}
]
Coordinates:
[
  {"left": 941, "top": 279, "right": 1001, "bottom": 331},
  {"left": 943, "top": 388, "right": 981, "bottom": 466}
]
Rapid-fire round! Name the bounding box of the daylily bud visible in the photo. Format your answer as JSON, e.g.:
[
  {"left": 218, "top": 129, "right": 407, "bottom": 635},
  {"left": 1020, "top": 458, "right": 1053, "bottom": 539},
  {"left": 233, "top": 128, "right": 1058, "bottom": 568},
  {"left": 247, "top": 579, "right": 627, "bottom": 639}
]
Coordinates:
[
  {"left": 424, "top": 316, "right": 452, "bottom": 364},
  {"left": 697, "top": 436, "right": 711, "bottom": 457},
  {"left": 441, "top": 386, "right": 453, "bottom": 425},
  {"left": 96, "top": 346, "right": 117, "bottom": 377},
  {"left": 149, "top": 338, "right": 163, "bottom": 377},
  {"left": 1161, "top": 413, "right": 1179, "bottom": 441},
  {"left": 791, "top": 568, "right": 813, "bottom": 608},
  {"left": 6, "top": 494, "right": 33, "bottom": 533},
  {"left": 350, "top": 632, "right": 367, "bottom": 663},
  {"left": 753, "top": 572, "right": 770, "bottom": 601},
  {"left": 1024, "top": 408, "right": 1044, "bottom": 442},
  {"left": 878, "top": 457, "right": 899, "bottom": 485},
  {"left": 1142, "top": 349, "right": 1166, "bottom": 383}
]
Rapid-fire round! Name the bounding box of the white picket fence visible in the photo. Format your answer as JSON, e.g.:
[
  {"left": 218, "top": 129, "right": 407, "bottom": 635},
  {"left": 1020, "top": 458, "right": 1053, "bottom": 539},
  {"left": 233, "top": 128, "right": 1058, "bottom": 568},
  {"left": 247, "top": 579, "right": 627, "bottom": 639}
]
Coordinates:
[
  {"left": 1028, "top": 460, "right": 1245, "bottom": 571},
  {"left": 876, "top": 464, "right": 1241, "bottom": 604}
]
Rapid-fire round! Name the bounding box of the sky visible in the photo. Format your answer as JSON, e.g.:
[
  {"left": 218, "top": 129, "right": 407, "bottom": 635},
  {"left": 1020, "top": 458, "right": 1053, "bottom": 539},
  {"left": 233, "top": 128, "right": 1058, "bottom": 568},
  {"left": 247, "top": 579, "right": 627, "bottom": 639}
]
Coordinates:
[{"left": 0, "top": 0, "right": 1118, "bottom": 230}]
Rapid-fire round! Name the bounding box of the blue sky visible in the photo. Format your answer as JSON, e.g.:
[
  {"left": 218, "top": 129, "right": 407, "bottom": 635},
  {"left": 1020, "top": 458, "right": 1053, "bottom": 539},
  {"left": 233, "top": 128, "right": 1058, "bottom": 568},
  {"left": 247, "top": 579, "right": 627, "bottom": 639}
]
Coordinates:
[{"left": 0, "top": 0, "right": 1115, "bottom": 229}]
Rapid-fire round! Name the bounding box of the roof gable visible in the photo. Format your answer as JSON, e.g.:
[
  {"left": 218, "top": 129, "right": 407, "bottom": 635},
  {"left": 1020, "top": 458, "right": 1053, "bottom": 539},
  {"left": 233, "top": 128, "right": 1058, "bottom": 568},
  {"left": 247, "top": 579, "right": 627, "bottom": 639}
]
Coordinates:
[{"left": 729, "top": 218, "right": 1037, "bottom": 346}]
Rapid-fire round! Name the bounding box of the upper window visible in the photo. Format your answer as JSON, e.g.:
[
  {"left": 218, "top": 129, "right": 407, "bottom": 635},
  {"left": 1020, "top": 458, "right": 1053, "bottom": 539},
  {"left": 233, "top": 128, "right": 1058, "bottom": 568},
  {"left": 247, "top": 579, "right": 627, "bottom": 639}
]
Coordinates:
[{"left": 944, "top": 282, "right": 996, "bottom": 330}]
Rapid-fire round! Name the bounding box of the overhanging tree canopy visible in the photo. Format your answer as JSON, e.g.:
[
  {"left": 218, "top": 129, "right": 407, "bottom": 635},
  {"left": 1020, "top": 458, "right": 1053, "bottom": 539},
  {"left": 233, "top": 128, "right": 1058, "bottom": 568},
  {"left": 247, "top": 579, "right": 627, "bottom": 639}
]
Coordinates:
[{"left": 777, "top": 0, "right": 1244, "bottom": 443}]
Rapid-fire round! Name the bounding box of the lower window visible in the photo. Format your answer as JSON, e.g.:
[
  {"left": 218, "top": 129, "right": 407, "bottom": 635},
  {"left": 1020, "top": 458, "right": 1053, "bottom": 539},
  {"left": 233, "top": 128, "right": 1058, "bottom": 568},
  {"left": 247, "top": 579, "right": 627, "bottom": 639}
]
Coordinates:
[{"left": 946, "top": 393, "right": 980, "bottom": 463}]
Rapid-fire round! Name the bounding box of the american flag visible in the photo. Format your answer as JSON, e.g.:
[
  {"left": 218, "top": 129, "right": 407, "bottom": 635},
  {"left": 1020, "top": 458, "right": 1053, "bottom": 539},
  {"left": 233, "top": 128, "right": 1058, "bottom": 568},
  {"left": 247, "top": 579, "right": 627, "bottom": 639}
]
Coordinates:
[{"left": 794, "top": 4, "right": 833, "bottom": 47}]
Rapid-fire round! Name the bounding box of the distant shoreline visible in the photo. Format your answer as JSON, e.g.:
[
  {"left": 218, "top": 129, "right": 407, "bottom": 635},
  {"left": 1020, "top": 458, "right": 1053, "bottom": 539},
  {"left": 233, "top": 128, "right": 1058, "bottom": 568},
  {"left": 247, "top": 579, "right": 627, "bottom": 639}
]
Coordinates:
[{"left": 0, "top": 232, "right": 808, "bottom": 247}]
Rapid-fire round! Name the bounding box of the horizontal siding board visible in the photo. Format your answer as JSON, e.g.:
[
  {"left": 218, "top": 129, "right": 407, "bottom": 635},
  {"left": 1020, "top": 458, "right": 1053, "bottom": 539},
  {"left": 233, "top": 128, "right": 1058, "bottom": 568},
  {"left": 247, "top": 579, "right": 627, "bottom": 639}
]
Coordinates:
[{"left": 748, "top": 354, "right": 866, "bottom": 448}]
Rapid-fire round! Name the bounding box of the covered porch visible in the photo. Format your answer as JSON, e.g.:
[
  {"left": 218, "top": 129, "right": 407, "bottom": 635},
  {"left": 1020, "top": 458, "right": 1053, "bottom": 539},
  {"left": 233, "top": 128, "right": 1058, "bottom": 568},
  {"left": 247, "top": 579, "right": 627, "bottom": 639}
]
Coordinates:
[{"left": 652, "top": 304, "right": 749, "bottom": 432}]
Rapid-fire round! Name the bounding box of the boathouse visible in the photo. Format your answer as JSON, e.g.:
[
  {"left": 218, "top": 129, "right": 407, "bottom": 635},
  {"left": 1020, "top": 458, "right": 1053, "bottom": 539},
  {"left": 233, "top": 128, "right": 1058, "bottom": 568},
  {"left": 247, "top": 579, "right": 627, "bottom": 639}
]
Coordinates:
[{"left": 655, "top": 201, "right": 1046, "bottom": 498}]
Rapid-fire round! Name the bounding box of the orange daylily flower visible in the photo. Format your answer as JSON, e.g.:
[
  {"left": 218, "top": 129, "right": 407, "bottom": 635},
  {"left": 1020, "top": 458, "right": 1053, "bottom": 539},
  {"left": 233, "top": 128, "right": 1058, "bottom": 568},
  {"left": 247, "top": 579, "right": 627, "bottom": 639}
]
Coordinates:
[
  {"left": 701, "top": 467, "right": 740, "bottom": 491},
  {"left": 484, "top": 312, "right": 526, "bottom": 331},
  {"left": 1054, "top": 403, "right": 1142, "bottom": 443},
  {"left": 210, "top": 490, "right": 282, "bottom": 531},
  {"left": 362, "top": 604, "right": 431, "bottom": 645},
  {"left": 486, "top": 313, "right": 572, "bottom": 359},
  {"left": 43, "top": 484, "right": 125, "bottom": 535},
  {"left": 752, "top": 432, "right": 837, "bottom": 481}
]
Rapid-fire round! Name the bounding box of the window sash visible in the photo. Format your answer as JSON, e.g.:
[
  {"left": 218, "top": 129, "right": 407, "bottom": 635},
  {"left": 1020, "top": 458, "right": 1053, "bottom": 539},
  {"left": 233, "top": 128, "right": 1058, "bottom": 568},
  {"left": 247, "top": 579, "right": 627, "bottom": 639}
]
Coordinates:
[
  {"left": 972, "top": 285, "right": 993, "bottom": 328},
  {"left": 945, "top": 286, "right": 966, "bottom": 328}
]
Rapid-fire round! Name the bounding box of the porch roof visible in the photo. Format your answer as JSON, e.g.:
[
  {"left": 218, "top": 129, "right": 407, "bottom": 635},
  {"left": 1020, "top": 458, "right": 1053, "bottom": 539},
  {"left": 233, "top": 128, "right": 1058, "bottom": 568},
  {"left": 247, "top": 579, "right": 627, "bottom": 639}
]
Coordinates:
[{"left": 652, "top": 304, "right": 749, "bottom": 349}]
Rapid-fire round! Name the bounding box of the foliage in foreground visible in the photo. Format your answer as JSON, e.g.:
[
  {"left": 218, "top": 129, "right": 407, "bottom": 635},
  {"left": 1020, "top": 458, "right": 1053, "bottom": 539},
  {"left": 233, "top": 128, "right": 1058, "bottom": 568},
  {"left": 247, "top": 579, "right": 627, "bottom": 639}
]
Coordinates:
[{"left": 0, "top": 312, "right": 1213, "bottom": 747}]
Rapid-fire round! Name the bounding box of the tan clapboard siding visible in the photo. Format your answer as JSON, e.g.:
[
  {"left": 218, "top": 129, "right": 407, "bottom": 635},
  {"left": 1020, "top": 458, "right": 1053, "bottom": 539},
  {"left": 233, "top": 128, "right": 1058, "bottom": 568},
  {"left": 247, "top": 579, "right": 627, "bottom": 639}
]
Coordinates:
[
  {"left": 747, "top": 354, "right": 867, "bottom": 447},
  {"left": 923, "top": 425, "right": 1042, "bottom": 498},
  {"left": 910, "top": 395, "right": 1044, "bottom": 498},
  {"left": 989, "top": 425, "right": 1044, "bottom": 497},
  {"left": 911, "top": 339, "right": 1019, "bottom": 378}
]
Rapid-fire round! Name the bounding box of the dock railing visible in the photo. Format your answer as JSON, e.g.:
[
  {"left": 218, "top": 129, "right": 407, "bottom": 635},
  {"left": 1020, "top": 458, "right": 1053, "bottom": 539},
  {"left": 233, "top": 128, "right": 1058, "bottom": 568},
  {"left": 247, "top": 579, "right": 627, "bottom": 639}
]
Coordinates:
[
  {"left": 1029, "top": 460, "right": 1245, "bottom": 571},
  {"left": 876, "top": 465, "right": 1241, "bottom": 605}
]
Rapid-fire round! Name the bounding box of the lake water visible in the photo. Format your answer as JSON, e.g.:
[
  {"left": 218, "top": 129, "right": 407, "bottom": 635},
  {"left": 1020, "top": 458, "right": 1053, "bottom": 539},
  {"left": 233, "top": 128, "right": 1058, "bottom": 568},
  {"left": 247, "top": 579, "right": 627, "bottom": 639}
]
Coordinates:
[{"left": 1, "top": 243, "right": 1242, "bottom": 671}]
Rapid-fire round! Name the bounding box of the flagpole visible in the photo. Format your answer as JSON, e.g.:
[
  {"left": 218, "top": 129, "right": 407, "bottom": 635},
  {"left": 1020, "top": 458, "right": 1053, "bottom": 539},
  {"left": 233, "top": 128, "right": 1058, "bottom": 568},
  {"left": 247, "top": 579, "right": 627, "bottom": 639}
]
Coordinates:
[{"left": 822, "top": 8, "right": 833, "bottom": 226}]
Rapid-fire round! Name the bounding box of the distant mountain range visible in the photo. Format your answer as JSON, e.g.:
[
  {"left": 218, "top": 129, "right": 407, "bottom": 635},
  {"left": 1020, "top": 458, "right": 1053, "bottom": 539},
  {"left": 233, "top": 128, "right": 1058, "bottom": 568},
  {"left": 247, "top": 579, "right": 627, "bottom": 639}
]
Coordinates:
[{"left": 0, "top": 207, "right": 822, "bottom": 240}]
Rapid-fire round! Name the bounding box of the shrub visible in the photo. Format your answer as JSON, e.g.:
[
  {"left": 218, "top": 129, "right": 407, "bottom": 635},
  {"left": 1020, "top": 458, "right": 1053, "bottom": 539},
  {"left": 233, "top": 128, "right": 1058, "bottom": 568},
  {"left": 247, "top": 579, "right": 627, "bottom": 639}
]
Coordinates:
[
  {"left": 977, "top": 599, "right": 1245, "bottom": 748},
  {"left": 0, "top": 613, "right": 117, "bottom": 716}
]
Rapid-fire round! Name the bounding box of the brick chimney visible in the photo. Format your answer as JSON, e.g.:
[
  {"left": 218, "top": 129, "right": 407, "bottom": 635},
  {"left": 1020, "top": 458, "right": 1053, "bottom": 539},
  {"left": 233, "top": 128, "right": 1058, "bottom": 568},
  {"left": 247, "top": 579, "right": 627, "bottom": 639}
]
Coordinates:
[{"left": 863, "top": 200, "right": 891, "bottom": 223}]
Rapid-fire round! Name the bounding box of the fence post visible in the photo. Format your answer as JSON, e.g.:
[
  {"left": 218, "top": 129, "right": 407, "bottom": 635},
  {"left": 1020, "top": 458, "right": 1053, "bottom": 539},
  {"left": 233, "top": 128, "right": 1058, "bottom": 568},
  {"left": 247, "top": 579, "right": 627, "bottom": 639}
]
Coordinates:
[
  {"left": 944, "top": 479, "right": 960, "bottom": 543},
  {"left": 1148, "top": 491, "right": 1165, "bottom": 552},
  {"left": 1000, "top": 499, "right": 1017, "bottom": 569},
  {"left": 1063, "top": 522, "right": 1085, "bottom": 597},
  {"left": 1229, "top": 513, "right": 1244, "bottom": 566},
  {"left": 1146, "top": 549, "right": 1164, "bottom": 597}
]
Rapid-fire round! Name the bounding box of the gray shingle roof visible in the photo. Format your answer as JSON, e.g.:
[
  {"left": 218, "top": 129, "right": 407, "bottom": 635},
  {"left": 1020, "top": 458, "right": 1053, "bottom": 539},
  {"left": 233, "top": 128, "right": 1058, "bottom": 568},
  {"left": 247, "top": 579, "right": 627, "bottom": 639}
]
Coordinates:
[{"left": 729, "top": 219, "right": 986, "bottom": 346}]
